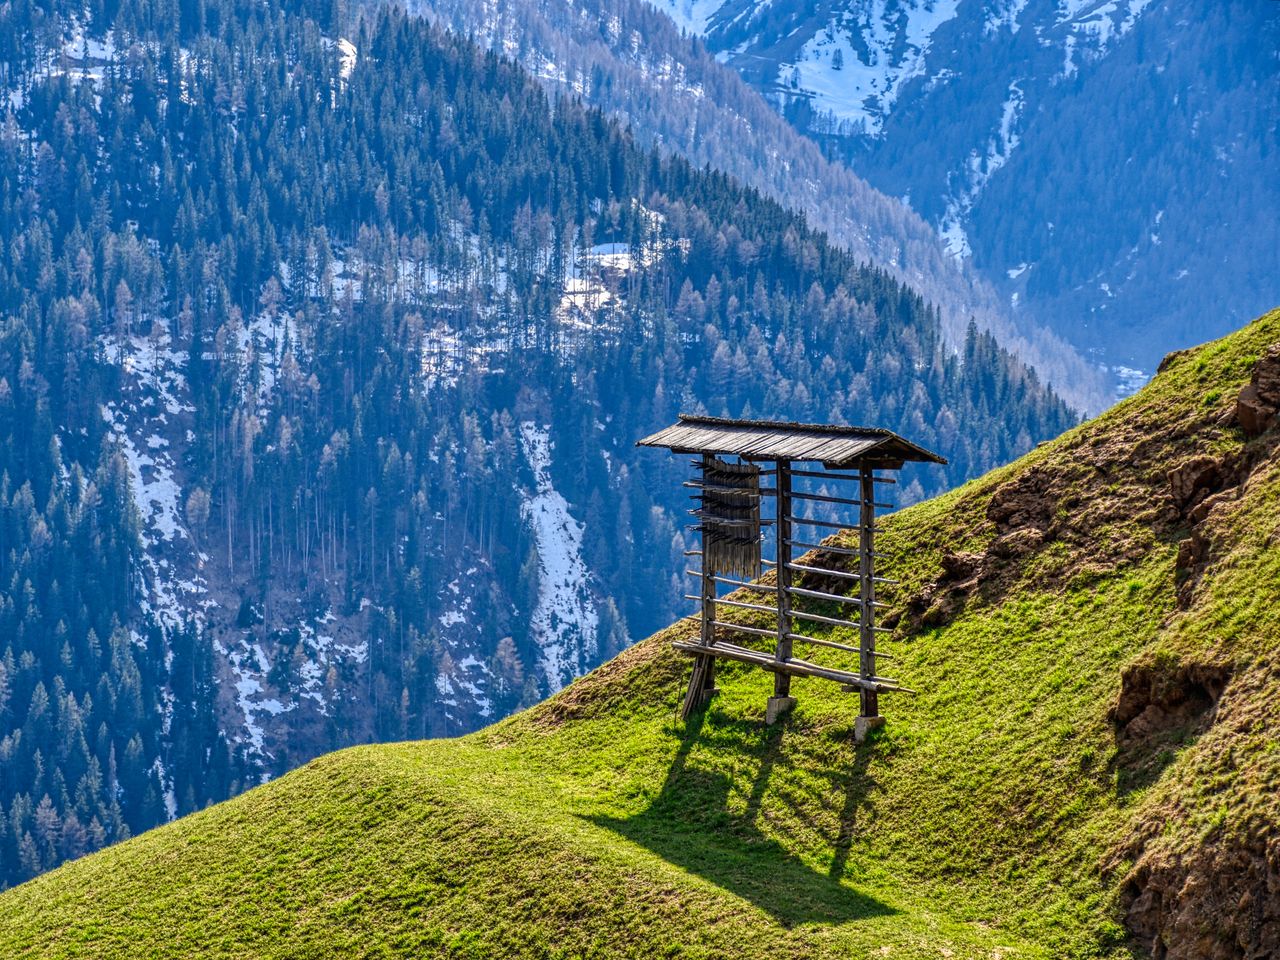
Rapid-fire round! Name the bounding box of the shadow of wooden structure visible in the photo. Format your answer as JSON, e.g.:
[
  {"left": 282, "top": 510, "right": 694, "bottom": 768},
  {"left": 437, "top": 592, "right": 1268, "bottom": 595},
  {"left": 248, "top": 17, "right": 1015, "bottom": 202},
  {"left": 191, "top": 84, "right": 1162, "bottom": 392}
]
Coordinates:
[
  {"left": 588, "top": 709, "right": 896, "bottom": 926},
  {"left": 637, "top": 415, "right": 945, "bottom": 737}
]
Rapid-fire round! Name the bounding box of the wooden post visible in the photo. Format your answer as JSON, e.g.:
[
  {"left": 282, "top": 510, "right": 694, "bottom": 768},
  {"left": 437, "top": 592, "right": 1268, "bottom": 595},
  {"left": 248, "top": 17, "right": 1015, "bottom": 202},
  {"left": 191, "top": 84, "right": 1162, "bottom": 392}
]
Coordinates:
[
  {"left": 682, "top": 453, "right": 717, "bottom": 718},
  {"left": 858, "top": 464, "right": 879, "bottom": 721},
  {"left": 700, "top": 511, "right": 717, "bottom": 696},
  {"left": 767, "top": 459, "right": 796, "bottom": 723}
]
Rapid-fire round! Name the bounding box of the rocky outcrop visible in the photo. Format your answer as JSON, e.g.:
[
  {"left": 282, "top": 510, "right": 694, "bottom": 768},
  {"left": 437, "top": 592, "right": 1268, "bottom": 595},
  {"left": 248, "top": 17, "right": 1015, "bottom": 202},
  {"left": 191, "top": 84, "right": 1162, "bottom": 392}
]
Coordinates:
[
  {"left": 1123, "top": 829, "right": 1280, "bottom": 960},
  {"left": 1113, "top": 661, "right": 1280, "bottom": 960},
  {"left": 1110, "top": 659, "right": 1229, "bottom": 748},
  {"left": 985, "top": 467, "right": 1055, "bottom": 531},
  {"left": 1234, "top": 344, "right": 1280, "bottom": 437},
  {"left": 1168, "top": 455, "right": 1230, "bottom": 512}
]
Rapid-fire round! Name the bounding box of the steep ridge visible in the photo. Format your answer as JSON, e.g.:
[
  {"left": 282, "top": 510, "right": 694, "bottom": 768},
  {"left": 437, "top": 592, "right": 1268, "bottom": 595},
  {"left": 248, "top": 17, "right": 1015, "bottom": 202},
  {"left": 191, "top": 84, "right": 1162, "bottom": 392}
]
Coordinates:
[
  {"left": 407, "top": 0, "right": 1111, "bottom": 412},
  {"left": 3, "top": 307, "right": 1278, "bottom": 957},
  {"left": 0, "top": 0, "right": 1079, "bottom": 887}
]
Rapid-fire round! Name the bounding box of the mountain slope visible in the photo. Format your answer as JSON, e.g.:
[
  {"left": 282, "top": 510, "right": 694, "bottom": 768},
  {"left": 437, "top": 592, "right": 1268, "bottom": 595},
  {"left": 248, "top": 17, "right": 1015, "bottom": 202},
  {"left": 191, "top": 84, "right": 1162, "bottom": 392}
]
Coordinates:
[
  {"left": 5, "top": 306, "right": 1279, "bottom": 957},
  {"left": 408, "top": 0, "right": 1111, "bottom": 411},
  {"left": 0, "top": 0, "right": 1080, "bottom": 886},
  {"left": 668, "top": 0, "right": 1280, "bottom": 379}
]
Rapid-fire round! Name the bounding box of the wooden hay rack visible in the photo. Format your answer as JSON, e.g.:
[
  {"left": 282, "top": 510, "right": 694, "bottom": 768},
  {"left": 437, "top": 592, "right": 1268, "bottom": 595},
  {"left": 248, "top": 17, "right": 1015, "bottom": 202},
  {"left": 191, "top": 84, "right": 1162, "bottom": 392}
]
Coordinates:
[{"left": 637, "top": 415, "right": 946, "bottom": 734}]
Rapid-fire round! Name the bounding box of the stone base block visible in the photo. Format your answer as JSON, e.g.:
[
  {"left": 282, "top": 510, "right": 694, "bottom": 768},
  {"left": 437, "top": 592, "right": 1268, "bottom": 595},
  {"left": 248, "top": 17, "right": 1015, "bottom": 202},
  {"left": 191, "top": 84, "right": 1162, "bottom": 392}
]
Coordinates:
[
  {"left": 765, "top": 696, "right": 796, "bottom": 725},
  {"left": 854, "top": 715, "right": 886, "bottom": 743}
]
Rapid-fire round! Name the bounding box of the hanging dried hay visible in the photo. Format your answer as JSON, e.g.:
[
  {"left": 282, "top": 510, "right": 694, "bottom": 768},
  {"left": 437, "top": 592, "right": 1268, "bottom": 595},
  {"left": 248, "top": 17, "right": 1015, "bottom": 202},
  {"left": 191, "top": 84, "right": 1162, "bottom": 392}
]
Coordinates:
[{"left": 700, "top": 457, "right": 761, "bottom": 580}]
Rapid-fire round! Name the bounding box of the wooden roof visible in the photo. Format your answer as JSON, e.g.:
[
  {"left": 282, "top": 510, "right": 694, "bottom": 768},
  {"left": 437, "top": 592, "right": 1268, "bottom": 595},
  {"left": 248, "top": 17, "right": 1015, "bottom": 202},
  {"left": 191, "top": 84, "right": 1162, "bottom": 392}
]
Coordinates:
[{"left": 636, "top": 415, "right": 946, "bottom": 468}]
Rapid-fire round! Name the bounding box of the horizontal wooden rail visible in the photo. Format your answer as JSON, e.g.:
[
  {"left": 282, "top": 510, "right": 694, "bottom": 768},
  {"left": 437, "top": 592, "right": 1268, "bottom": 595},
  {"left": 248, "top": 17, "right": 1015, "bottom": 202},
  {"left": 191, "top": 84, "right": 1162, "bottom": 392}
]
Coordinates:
[
  {"left": 684, "top": 570, "right": 773, "bottom": 592},
  {"left": 790, "top": 608, "right": 891, "bottom": 632},
  {"left": 670, "top": 639, "right": 909, "bottom": 692},
  {"left": 789, "top": 491, "right": 893, "bottom": 510},
  {"left": 785, "top": 584, "right": 891, "bottom": 609},
  {"left": 786, "top": 539, "right": 869, "bottom": 557},
  {"left": 686, "top": 571, "right": 893, "bottom": 609},
  {"left": 788, "top": 561, "right": 859, "bottom": 581},
  {"left": 684, "top": 481, "right": 776, "bottom": 497},
  {"left": 788, "top": 468, "right": 896, "bottom": 484},
  {"left": 788, "top": 516, "right": 879, "bottom": 533},
  {"left": 684, "top": 594, "right": 777, "bottom": 616},
  {"left": 785, "top": 633, "right": 897, "bottom": 660},
  {"left": 703, "top": 620, "right": 777, "bottom": 639},
  {"left": 687, "top": 510, "right": 776, "bottom": 526},
  {"left": 785, "top": 562, "right": 898, "bottom": 585}
]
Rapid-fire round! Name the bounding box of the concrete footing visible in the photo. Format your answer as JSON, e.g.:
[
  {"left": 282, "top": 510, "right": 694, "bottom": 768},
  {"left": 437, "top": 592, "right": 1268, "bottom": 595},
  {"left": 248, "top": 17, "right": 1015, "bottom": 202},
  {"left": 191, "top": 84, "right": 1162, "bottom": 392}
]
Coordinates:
[
  {"left": 854, "top": 715, "right": 885, "bottom": 743},
  {"left": 765, "top": 696, "right": 796, "bottom": 725}
]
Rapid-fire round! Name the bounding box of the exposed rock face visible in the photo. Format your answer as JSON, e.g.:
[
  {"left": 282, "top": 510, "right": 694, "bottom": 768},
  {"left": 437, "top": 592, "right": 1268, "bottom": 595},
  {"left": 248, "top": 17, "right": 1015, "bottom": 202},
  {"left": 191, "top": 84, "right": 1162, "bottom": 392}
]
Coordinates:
[
  {"left": 1110, "top": 660, "right": 1229, "bottom": 749},
  {"left": 939, "top": 550, "right": 981, "bottom": 582},
  {"left": 1235, "top": 384, "right": 1273, "bottom": 436},
  {"left": 1235, "top": 344, "right": 1280, "bottom": 437},
  {"left": 985, "top": 467, "right": 1055, "bottom": 530},
  {"left": 989, "top": 526, "right": 1044, "bottom": 559},
  {"left": 1167, "top": 455, "right": 1238, "bottom": 609},
  {"left": 1174, "top": 533, "right": 1207, "bottom": 573},
  {"left": 1124, "top": 831, "right": 1280, "bottom": 960},
  {"left": 1168, "top": 455, "right": 1226, "bottom": 511},
  {"left": 1114, "top": 662, "right": 1280, "bottom": 960}
]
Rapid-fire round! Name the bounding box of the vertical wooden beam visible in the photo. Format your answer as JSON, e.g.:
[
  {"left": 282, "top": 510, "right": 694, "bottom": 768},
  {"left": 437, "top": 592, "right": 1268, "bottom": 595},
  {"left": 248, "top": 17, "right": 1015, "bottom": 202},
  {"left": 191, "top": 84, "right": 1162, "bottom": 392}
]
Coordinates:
[
  {"left": 858, "top": 464, "right": 879, "bottom": 720},
  {"left": 773, "top": 459, "right": 793, "bottom": 697},
  {"left": 682, "top": 453, "right": 717, "bottom": 718},
  {"left": 699, "top": 491, "right": 717, "bottom": 696}
]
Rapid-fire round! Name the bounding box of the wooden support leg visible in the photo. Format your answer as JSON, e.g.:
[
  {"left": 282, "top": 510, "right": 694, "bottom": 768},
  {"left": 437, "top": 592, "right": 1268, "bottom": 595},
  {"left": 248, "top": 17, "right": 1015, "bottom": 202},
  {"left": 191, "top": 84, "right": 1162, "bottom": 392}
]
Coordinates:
[
  {"left": 854, "top": 715, "right": 885, "bottom": 742},
  {"left": 682, "top": 453, "right": 720, "bottom": 720},
  {"left": 681, "top": 654, "right": 715, "bottom": 719},
  {"left": 859, "top": 465, "right": 879, "bottom": 721},
  {"left": 768, "top": 458, "right": 795, "bottom": 724}
]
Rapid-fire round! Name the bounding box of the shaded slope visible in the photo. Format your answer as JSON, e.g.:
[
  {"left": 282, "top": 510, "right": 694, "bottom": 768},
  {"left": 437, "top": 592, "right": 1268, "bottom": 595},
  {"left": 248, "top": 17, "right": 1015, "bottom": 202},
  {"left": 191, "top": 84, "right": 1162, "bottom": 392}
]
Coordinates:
[{"left": 3, "top": 308, "right": 1280, "bottom": 957}]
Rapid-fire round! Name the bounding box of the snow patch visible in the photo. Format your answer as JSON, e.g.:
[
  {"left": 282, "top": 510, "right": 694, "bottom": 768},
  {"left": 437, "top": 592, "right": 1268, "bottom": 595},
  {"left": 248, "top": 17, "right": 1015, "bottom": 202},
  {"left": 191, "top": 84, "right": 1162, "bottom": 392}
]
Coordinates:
[
  {"left": 939, "top": 80, "right": 1024, "bottom": 259},
  {"left": 985, "top": 0, "right": 1030, "bottom": 34},
  {"left": 518, "top": 423, "right": 598, "bottom": 693},
  {"left": 151, "top": 756, "right": 178, "bottom": 821},
  {"left": 101, "top": 332, "right": 209, "bottom": 636},
  {"left": 1057, "top": 0, "right": 1154, "bottom": 73},
  {"left": 336, "top": 38, "right": 357, "bottom": 80},
  {"left": 790, "top": 0, "right": 963, "bottom": 137},
  {"left": 658, "top": 0, "right": 723, "bottom": 36},
  {"left": 555, "top": 206, "right": 676, "bottom": 333}
]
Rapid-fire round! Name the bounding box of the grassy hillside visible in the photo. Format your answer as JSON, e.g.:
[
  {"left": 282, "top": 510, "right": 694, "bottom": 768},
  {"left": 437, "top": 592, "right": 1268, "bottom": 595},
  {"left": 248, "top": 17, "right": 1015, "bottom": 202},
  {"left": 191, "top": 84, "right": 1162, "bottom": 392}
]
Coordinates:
[{"left": 3, "top": 309, "right": 1279, "bottom": 959}]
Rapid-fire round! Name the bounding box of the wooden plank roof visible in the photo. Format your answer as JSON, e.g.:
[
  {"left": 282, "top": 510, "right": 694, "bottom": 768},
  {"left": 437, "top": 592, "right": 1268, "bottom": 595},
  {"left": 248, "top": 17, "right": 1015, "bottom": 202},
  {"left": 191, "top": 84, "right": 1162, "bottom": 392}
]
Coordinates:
[{"left": 636, "top": 415, "right": 946, "bottom": 467}]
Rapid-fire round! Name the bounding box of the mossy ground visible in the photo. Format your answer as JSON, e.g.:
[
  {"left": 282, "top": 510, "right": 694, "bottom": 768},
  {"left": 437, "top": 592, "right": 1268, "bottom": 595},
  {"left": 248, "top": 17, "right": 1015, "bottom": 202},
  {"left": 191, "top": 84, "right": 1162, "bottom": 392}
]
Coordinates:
[{"left": 2, "top": 310, "right": 1278, "bottom": 959}]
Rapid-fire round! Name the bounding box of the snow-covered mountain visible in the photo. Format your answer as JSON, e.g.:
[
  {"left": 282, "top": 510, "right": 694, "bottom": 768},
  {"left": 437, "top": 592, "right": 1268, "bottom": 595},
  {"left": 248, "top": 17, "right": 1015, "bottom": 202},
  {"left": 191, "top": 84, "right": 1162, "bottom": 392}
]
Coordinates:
[
  {"left": 659, "top": 0, "right": 1280, "bottom": 377},
  {"left": 409, "top": 0, "right": 1112, "bottom": 412}
]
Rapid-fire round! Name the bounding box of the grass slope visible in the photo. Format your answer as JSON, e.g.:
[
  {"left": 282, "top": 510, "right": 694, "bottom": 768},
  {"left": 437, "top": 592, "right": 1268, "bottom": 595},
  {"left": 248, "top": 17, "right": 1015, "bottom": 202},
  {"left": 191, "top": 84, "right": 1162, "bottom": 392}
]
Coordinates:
[{"left": 4, "top": 310, "right": 1280, "bottom": 959}]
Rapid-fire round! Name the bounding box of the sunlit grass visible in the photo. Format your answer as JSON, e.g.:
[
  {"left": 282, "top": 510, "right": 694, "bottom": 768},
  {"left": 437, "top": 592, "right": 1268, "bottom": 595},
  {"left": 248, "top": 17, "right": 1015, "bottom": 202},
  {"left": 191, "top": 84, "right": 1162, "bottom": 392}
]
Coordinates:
[{"left": 1, "top": 309, "right": 1278, "bottom": 958}]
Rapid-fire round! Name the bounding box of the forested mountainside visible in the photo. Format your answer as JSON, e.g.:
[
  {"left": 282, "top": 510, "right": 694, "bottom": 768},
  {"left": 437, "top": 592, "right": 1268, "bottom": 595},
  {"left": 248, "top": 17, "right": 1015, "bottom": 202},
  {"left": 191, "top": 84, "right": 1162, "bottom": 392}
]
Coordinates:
[
  {"left": 0, "top": 0, "right": 1076, "bottom": 885},
  {"left": 668, "top": 0, "right": 1280, "bottom": 380},
  {"left": 5, "top": 308, "right": 1279, "bottom": 959},
  {"left": 407, "top": 0, "right": 1110, "bottom": 413}
]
